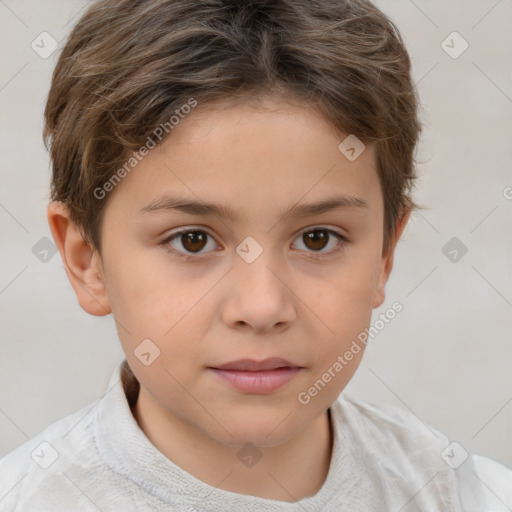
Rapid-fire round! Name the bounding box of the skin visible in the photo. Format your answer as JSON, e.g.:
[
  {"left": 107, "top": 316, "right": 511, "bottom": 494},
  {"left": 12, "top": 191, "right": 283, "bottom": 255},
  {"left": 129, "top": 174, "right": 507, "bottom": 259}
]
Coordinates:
[{"left": 48, "top": 96, "right": 409, "bottom": 502}]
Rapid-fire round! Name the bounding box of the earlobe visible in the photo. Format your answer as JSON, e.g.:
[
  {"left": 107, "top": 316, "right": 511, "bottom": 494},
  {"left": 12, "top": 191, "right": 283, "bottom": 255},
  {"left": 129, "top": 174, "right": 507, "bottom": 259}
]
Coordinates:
[
  {"left": 47, "top": 201, "right": 111, "bottom": 316},
  {"left": 372, "top": 208, "right": 412, "bottom": 309}
]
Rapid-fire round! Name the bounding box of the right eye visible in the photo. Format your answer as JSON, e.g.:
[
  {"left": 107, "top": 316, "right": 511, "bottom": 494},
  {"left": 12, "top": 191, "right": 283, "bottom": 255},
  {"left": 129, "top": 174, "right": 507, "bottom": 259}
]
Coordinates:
[{"left": 161, "top": 228, "right": 220, "bottom": 259}]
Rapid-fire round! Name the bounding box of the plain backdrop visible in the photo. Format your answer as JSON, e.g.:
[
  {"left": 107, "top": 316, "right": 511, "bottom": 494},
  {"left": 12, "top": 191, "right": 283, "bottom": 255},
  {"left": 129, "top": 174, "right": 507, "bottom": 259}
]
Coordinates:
[{"left": 1, "top": 0, "right": 511, "bottom": 470}]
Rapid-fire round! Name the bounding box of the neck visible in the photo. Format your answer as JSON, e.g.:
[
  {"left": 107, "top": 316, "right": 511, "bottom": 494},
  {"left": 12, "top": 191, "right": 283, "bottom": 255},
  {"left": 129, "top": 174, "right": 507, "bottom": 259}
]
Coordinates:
[{"left": 132, "top": 386, "right": 333, "bottom": 502}]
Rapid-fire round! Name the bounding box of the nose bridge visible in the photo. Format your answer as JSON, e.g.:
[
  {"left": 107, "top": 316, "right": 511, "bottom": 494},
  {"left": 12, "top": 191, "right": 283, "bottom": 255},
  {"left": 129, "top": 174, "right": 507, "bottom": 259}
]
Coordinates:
[
  {"left": 222, "top": 235, "right": 295, "bottom": 331},
  {"left": 234, "top": 234, "right": 283, "bottom": 295}
]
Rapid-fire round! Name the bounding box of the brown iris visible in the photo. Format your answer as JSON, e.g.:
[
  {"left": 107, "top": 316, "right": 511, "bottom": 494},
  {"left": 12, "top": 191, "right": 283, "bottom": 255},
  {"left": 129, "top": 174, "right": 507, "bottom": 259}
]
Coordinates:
[
  {"left": 303, "top": 230, "right": 329, "bottom": 251},
  {"left": 181, "top": 231, "right": 208, "bottom": 252}
]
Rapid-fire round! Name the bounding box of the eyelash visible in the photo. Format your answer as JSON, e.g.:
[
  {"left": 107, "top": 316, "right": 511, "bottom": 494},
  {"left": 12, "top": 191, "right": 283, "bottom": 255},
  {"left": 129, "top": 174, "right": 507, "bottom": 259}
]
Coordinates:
[{"left": 160, "top": 226, "right": 348, "bottom": 261}]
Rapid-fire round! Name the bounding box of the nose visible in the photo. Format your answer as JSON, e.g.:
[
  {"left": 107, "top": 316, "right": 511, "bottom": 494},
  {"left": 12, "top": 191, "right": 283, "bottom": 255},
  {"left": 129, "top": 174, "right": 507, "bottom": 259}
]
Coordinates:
[{"left": 221, "top": 249, "right": 297, "bottom": 334}]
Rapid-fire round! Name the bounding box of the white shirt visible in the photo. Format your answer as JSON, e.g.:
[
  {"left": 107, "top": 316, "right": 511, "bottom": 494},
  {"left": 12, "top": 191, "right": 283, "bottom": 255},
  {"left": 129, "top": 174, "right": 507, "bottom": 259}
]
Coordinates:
[{"left": 1, "top": 359, "right": 511, "bottom": 511}]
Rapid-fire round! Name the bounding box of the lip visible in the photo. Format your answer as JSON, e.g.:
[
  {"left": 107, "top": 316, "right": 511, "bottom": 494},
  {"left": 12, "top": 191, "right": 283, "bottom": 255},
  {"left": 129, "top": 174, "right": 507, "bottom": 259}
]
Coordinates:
[
  {"left": 209, "top": 367, "right": 302, "bottom": 393},
  {"left": 208, "top": 358, "right": 303, "bottom": 394},
  {"left": 211, "top": 357, "right": 299, "bottom": 371}
]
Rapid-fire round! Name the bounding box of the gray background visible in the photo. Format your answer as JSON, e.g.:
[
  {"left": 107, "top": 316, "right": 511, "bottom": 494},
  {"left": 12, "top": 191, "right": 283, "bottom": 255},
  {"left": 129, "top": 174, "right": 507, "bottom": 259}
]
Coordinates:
[{"left": 1, "top": 0, "right": 511, "bottom": 469}]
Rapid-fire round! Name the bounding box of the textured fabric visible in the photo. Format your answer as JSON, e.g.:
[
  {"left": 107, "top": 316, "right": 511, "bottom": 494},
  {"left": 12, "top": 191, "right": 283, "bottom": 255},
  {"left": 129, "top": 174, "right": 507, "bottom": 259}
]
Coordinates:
[{"left": 1, "top": 359, "right": 511, "bottom": 511}]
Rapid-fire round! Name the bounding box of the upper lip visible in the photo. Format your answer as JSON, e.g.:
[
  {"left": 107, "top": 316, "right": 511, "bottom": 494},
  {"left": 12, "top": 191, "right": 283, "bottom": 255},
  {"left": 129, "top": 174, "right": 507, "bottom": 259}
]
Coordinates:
[{"left": 210, "top": 357, "right": 300, "bottom": 371}]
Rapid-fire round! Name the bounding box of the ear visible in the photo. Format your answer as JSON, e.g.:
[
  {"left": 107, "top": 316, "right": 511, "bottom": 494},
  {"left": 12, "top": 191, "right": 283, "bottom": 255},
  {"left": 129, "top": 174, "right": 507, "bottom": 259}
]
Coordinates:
[
  {"left": 372, "top": 207, "right": 411, "bottom": 308},
  {"left": 47, "top": 201, "right": 111, "bottom": 316}
]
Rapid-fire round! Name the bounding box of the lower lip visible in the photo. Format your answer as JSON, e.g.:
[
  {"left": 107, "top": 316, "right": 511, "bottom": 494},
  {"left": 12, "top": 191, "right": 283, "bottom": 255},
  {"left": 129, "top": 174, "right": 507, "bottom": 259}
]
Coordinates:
[{"left": 209, "top": 367, "right": 301, "bottom": 393}]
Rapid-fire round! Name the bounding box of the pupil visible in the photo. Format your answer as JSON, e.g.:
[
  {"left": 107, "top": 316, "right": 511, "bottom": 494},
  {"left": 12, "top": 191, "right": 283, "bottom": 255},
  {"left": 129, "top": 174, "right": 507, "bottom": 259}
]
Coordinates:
[
  {"left": 304, "top": 230, "right": 328, "bottom": 251},
  {"left": 182, "top": 231, "right": 207, "bottom": 252}
]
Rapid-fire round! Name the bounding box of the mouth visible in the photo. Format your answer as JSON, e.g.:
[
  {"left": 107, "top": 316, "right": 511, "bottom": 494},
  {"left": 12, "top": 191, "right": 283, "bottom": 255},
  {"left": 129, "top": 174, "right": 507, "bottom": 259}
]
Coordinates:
[{"left": 208, "top": 358, "right": 303, "bottom": 394}]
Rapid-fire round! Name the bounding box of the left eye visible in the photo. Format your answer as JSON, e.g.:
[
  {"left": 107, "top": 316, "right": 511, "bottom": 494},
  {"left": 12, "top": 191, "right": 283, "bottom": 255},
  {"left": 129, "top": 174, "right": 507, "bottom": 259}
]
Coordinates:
[{"left": 291, "top": 228, "right": 346, "bottom": 254}]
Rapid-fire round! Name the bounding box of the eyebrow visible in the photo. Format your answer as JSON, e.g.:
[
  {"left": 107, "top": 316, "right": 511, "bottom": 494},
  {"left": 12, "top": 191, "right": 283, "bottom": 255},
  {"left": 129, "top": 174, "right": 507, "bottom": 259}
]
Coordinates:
[{"left": 139, "top": 194, "right": 368, "bottom": 220}]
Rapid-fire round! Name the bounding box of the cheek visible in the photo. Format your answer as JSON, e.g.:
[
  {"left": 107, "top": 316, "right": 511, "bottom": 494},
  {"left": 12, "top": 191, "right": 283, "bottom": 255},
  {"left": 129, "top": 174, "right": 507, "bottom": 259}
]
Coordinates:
[
  {"left": 316, "top": 253, "right": 380, "bottom": 327},
  {"left": 104, "top": 244, "right": 194, "bottom": 328},
  {"left": 307, "top": 250, "right": 380, "bottom": 373},
  {"left": 105, "top": 259, "right": 218, "bottom": 383}
]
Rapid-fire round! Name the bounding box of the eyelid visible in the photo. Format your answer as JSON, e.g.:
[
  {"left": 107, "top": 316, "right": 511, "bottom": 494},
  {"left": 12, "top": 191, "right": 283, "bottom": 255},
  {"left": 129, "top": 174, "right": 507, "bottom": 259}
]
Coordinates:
[
  {"left": 293, "top": 224, "right": 347, "bottom": 240},
  {"left": 166, "top": 225, "right": 215, "bottom": 238}
]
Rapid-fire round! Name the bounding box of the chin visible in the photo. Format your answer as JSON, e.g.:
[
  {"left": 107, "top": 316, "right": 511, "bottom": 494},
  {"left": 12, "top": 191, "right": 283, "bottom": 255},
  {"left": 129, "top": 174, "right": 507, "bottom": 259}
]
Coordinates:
[{"left": 203, "top": 412, "right": 298, "bottom": 448}]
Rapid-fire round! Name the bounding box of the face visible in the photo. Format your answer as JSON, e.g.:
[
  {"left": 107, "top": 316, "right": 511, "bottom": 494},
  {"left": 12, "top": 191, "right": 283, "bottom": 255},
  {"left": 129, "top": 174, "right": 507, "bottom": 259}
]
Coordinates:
[{"left": 82, "top": 97, "right": 397, "bottom": 447}]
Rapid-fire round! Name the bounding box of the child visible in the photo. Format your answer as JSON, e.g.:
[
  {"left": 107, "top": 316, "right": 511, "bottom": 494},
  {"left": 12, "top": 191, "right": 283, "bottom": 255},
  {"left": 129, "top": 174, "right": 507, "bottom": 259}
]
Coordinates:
[{"left": 1, "top": 0, "right": 510, "bottom": 510}]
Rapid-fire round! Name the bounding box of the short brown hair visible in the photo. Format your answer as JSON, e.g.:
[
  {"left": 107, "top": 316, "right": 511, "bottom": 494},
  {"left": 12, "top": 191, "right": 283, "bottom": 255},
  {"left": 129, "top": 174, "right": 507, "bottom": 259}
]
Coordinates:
[{"left": 44, "top": 0, "right": 421, "bottom": 255}]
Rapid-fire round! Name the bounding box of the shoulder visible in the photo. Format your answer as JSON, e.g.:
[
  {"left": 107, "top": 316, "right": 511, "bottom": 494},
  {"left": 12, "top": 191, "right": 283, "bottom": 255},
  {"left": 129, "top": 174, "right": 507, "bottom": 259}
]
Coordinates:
[
  {"left": 0, "top": 400, "right": 102, "bottom": 511},
  {"left": 464, "top": 454, "right": 512, "bottom": 510},
  {"left": 473, "top": 454, "right": 512, "bottom": 486},
  {"left": 334, "top": 393, "right": 512, "bottom": 510},
  {"left": 335, "top": 392, "right": 448, "bottom": 450}
]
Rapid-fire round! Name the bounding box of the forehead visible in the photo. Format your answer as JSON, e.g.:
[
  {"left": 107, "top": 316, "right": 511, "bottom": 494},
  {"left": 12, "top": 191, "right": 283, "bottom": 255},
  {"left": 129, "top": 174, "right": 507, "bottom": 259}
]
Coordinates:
[{"left": 103, "top": 97, "right": 383, "bottom": 223}]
